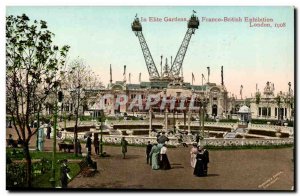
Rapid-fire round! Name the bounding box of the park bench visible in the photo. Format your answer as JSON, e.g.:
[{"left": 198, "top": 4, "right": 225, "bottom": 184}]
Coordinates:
[
  {"left": 58, "top": 143, "right": 74, "bottom": 153},
  {"left": 6, "top": 139, "right": 19, "bottom": 148},
  {"left": 78, "top": 158, "right": 97, "bottom": 177}
]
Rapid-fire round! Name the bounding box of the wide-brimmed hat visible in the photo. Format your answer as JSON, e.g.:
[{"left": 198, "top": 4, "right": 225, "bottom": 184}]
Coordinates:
[{"left": 198, "top": 145, "right": 204, "bottom": 150}]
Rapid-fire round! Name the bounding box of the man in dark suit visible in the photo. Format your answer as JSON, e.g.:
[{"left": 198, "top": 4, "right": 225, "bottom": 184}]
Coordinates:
[
  {"left": 146, "top": 141, "right": 153, "bottom": 164},
  {"left": 86, "top": 135, "right": 92, "bottom": 156},
  {"left": 202, "top": 146, "right": 209, "bottom": 176},
  {"left": 60, "top": 159, "right": 71, "bottom": 188},
  {"left": 195, "top": 133, "right": 200, "bottom": 144}
]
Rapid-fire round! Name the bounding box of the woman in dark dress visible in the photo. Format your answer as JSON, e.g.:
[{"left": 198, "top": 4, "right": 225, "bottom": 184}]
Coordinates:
[
  {"left": 193, "top": 146, "right": 205, "bottom": 177},
  {"left": 160, "top": 144, "right": 171, "bottom": 170}
]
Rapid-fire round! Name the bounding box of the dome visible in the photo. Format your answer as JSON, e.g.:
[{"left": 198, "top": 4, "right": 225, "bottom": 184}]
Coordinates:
[{"left": 238, "top": 105, "right": 251, "bottom": 113}]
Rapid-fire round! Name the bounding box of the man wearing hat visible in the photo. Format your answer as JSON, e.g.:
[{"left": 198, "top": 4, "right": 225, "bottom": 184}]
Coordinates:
[
  {"left": 202, "top": 146, "right": 209, "bottom": 176},
  {"left": 146, "top": 141, "right": 153, "bottom": 164},
  {"left": 121, "top": 137, "right": 128, "bottom": 159}
]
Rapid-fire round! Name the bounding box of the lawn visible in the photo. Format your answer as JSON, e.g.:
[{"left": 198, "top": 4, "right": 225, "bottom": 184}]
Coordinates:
[{"left": 7, "top": 148, "right": 83, "bottom": 188}]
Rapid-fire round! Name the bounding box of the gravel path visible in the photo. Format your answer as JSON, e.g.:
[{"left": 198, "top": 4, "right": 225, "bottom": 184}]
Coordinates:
[
  {"left": 6, "top": 127, "right": 294, "bottom": 190},
  {"left": 68, "top": 145, "right": 294, "bottom": 190}
]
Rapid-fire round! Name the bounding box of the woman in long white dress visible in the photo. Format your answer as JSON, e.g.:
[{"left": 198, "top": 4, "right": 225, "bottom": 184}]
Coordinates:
[{"left": 190, "top": 143, "right": 198, "bottom": 168}]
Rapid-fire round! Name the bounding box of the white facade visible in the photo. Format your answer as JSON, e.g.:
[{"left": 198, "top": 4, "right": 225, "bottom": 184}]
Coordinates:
[{"left": 249, "top": 82, "right": 294, "bottom": 121}]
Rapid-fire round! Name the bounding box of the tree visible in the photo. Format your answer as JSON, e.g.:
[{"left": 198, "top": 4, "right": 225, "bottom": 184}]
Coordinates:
[
  {"left": 6, "top": 14, "right": 69, "bottom": 187},
  {"left": 63, "top": 58, "right": 102, "bottom": 156}
]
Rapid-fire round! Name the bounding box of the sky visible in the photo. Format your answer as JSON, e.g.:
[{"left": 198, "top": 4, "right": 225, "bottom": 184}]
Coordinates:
[{"left": 6, "top": 6, "right": 294, "bottom": 98}]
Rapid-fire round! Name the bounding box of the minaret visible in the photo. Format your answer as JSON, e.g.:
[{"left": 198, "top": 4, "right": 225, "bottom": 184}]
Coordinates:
[
  {"left": 110, "top": 64, "right": 112, "bottom": 84},
  {"left": 129, "top": 73, "right": 131, "bottom": 84},
  {"left": 139, "top": 72, "right": 141, "bottom": 83},
  {"left": 170, "top": 56, "right": 173, "bottom": 78},
  {"left": 123, "top": 65, "right": 127, "bottom": 83},
  {"left": 221, "top": 66, "right": 224, "bottom": 86},
  {"left": 207, "top": 66, "right": 210, "bottom": 83},
  {"left": 160, "top": 55, "right": 163, "bottom": 77}
]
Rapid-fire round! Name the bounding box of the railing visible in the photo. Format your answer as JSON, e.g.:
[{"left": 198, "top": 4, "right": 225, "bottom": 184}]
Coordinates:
[
  {"left": 58, "top": 120, "right": 292, "bottom": 133},
  {"left": 249, "top": 123, "right": 293, "bottom": 132},
  {"left": 201, "top": 138, "right": 294, "bottom": 147},
  {"left": 58, "top": 130, "right": 294, "bottom": 147}
]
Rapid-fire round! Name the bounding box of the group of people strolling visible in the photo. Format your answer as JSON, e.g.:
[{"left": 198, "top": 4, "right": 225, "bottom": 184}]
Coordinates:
[
  {"left": 190, "top": 143, "right": 209, "bottom": 177},
  {"left": 85, "top": 134, "right": 100, "bottom": 156},
  {"left": 146, "top": 141, "right": 171, "bottom": 170}
]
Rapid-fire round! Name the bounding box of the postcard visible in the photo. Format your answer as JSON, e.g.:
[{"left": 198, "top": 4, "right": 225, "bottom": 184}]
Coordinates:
[{"left": 6, "top": 6, "right": 294, "bottom": 191}]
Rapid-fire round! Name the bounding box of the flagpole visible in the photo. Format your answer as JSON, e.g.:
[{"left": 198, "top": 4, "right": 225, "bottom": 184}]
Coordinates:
[{"left": 207, "top": 67, "right": 210, "bottom": 83}]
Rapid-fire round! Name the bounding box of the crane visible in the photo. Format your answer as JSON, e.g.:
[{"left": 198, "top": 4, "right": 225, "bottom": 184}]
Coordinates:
[
  {"left": 132, "top": 16, "right": 160, "bottom": 80},
  {"left": 170, "top": 14, "right": 199, "bottom": 78}
]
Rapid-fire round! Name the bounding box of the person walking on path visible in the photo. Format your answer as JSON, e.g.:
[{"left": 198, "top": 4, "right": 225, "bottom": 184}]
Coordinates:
[
  {"left": 157, "top": 132, "right": 169, "bottom": 145},
  {"left": 160, "top": 144, "right": 171, "bottom": 170},
  {"left": 60, "top": 159, "right": 71, "bottom": 188},
  {"left": 195, "top": 133, "right": 200, "bottom": 145},
  {"left": 94, "top": 136, "right": 100, "bottom": 155},
  {"left": 46, "top": 124, "right": 51, "bottom": 139},
  {"left": 121, "top": 137, "right": 128, "bottom": 159},
  {"left": 146, "top": 141, "right": 152, "bottom": 164},
  {"left": 149, "top": 143, "right": 160, "bottom": 170},
  {"left": 86, "top": 134, "right": 92, "bottom": 156},
  {"left": 190, "top": 143, "right": 198, "bottom": 168},
  {"left": 193, "top": 146, "right": 205, "bottom": 177},
  {"left": 202, "top": 146, "right": 209, "bottom": 176}
]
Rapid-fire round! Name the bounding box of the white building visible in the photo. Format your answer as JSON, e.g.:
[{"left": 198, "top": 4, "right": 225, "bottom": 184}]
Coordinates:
[{"left": 250, "top": 81, "right": 294, "bottom": 121}]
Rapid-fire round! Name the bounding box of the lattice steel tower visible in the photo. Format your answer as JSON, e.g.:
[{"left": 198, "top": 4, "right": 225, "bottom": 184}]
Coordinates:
[
  {"left": 132, "top": 13, "right": 199, "bottom": 82},
  {"left": 170, "top": 14, "right": 199, "bottom": 78},
  {"left": 132, "top": 16, "right": 160, "bottom": 80}
]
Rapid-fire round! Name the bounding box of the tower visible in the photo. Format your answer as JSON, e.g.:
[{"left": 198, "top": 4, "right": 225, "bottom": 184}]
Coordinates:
[{"left": 110, "top": 64, "right": 112, "bottom": 84}]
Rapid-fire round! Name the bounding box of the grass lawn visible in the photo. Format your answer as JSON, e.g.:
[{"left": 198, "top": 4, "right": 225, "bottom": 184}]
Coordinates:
[
  {"left": 7, "top": 148, "right": 83, "bottom": 188},
  {"left": 32, "top": 162, "right": 81, "bottom": 188}
]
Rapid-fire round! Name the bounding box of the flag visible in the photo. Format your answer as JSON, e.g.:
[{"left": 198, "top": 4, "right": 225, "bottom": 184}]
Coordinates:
[
  {"left": 202, "top": 73, "right": 206, "bottom": 80},
  {"left": 193, "top": 10, "right": 197, "bottom": 13}
]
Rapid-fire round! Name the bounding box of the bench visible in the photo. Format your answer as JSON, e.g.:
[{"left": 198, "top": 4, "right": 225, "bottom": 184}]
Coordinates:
[
  {"left": 6, "top": 139, "right": 19, "bottom": 148},
  {"left": 79, "top": 159, "right": 88, "bottom": 170},
  {"left": 58, "top": 143, "right": 74, "bottom": 153},
  {"left": 78, "top": 159, "right": 97, "bottom": 177}
]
